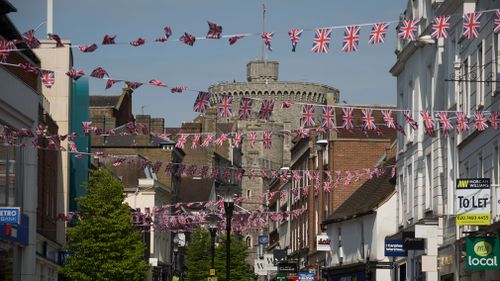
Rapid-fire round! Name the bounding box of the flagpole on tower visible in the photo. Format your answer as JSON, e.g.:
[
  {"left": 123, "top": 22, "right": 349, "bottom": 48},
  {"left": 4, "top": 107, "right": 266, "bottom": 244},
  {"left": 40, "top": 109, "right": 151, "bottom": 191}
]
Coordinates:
[
  {"left": 47, "top": 0, "right": 53, "bottom": 35},
  {"left": 261, "top": 2, "right": 266, "bottom": 62}
]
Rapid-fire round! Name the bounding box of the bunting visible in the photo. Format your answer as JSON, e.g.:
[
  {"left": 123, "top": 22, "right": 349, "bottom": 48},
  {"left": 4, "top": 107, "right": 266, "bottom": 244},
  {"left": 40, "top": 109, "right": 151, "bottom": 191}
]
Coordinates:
[
  {"left": 261, "top": 32, "right": 274, "bottom": 51},
  {"left": 217, "top": 95, "right": 233, "bottom": 118},
  {"left": 288, "top": 29, "right": 303, "bottom": 52},
  {"left": 463, "top": 12, "right": 482, "bottom": 39},
  {"left": 206, "top": 21, "right": 223, "bottom": 39},
  {"left": 431, "top": 16, "right": 451, "bottom": 39},
  {"left": 258, "top": 99, "right": 274, "bottom": 120},
  {"left": 398, "top": 19, "right": 419, "bottom": 41},
  {"left": 312, "top": 28, "right": 332, "bottom": 53},
  {"left": 193, "top": 91, "right": 211, "bottom": 113},
  {"left": 368, "top": 23, "right": 389, "bottom": 44},
  {"left": 342, "top": 26, "right": 360, "bottom": 53},
  {"left": 302, "top": 104, "right": 316, "bottom": 127}
]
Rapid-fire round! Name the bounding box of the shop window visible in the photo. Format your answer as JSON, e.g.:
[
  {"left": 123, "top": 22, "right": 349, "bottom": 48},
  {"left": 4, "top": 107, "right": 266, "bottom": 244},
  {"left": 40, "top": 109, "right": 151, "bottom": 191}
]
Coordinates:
[{"left": 0, "top": 145, "right": 18, "bottom": 206}]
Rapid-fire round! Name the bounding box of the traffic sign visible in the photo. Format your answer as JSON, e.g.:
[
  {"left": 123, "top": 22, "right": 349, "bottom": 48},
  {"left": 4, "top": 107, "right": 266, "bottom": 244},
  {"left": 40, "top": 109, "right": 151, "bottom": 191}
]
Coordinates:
[{"left": 209, "top": 268, "right": 215, "bottom": 276}]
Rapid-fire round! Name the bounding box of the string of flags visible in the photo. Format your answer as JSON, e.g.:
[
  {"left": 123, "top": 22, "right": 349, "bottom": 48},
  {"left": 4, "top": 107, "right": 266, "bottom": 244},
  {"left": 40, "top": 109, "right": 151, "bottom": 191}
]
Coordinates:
[
  {"left": 1, "top": 9, "right": 499, "bottom": 59},
  {"left": 57, "top": 206, "right": 309, "bottom": 233},
  {"left": 0, "top": 125, "right": 396, "bottom": 194}
]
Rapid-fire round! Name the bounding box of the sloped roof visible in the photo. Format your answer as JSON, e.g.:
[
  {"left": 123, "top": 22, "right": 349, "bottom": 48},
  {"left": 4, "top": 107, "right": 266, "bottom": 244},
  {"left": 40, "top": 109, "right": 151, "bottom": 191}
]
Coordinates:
[
  {"left": 89, "top": 95, "right": 121, "bottom": 107},
  {"left": 325, "top": 157, "right": 396, "bottom": 223}
]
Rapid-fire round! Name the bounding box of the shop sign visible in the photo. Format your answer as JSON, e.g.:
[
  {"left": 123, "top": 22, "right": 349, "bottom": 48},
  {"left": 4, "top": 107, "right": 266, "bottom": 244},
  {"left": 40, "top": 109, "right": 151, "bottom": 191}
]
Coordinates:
[
  {"left": 258, "top": 235, "right": 269, "bottom": 245},
  {"left": 456, "top": 178, "right": 491, "bottom": 225},
  {"left": 278, "top": 262, "right": 298, "bottom": 274},
  {"left": 0, "top": 207, "right": 20, "bottom": 224},
  {"left": 264, "top": 254, "right": 277, "bottom": 271},
  {"left": 466, "top": 237, "right": 500, "bottom": 271},
  {"left": 298, "top": 272, "right": 315, "bottom": 280},
  {"left": 0, "top": 214, "right": 28, "bottom": 246},
  {"left": 316, "top": 234, "right": 331, "bottom": 251},
  {"left": 384, "top": 240, "right": 406, "bottom": 257},
  {"left": 276, "top": 273, "right": 287, "bottom": 281},
  {"left": 254, "top": 259, "right": 267, "bottom": 276}
]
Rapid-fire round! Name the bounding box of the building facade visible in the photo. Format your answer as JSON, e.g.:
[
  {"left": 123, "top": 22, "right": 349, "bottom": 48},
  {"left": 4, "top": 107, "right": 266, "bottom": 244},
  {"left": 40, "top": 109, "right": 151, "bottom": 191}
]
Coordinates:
[{"left": 390, "top": 0, "right": 500, "bottom": 280}]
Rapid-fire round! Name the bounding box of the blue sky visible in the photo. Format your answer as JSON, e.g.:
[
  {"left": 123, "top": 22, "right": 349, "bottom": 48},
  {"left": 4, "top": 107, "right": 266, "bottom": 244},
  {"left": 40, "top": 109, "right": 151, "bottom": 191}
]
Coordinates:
[{"left": 9, "top": 0, "right": 406, "bottom": 126}]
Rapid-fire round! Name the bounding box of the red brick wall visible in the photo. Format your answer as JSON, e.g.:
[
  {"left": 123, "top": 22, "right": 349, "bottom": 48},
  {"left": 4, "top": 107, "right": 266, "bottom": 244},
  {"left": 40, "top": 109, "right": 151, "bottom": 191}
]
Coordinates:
[{"left": 328, "top": 139, "right": 390, "bottom": 215}]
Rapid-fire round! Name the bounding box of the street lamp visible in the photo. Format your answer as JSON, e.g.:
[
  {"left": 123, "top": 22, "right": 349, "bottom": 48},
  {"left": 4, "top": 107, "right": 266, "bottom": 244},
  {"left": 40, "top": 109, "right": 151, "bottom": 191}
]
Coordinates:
[
  {"left": 221, "top": 186, "right": 235, "bottom": 281},
  {"left": 206, "top": 213, "right": 220, "bottom": 278}
]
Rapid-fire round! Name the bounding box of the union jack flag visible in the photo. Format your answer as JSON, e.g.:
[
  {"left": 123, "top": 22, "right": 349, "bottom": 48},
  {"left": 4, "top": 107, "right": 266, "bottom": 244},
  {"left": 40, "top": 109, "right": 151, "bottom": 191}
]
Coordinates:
[
  {"left": 398, "top": 19, "right": 419, "bottom": 41},
  {"left": 18, "top": 63, "right": 39, "bottom": 74},
  {"left": 176, "top": 134, "right": 188, "bottom": 149},
  {"left": 215, "top": 133, "right": 228, "bottom": 146},
  {"left": 403, "top": 111, "right": 418, "bottom": 130},
  {"left": 201, "top": 134, "right": 214, "bottom": 147},
  {"left": 249, "top": 131, "right": 256, "bottom": 149},
  {"left": 40, "top": 70, "right": 55, "bottom": 88},
  {"left": 312, "top": 28, "right": 332, "bottom": 53},
  {"left": 90, "top": 67, "right": 109, "bottom": 78},
  {"left": 368, "top": 23, "right": 389, "bottom": 44},
  {"left": 66, "top": 69, "right": 85, "bottom": 80},
  {"left": 218, "top": 95, "right": 233, "bottom": 118},
  {"left": 82, "top": 121, "right": 93, "bottom": 135},
  {"left": 130, "top": 38, "right": 146, "bottom": 47},
  {"left": 193, "top": 92, "right": 211, "bottom": 113},
  {"left": 233, "top": 132, "right": 243, "bottom": 148},
  {"left": 381, "top": 110, "right": 395, "bottom": 129},
  {"left": 437, "top": 112, "right": 453, "bottom": 137},
  {"left": 79, "top": 44, "right": 98, "bottom": 53},
  {"left": 489, "top": 111, "right": 499, "bottom": 129},
  {"left": 198, "top": 166, "right": 208, "bottom": 178},
  {"left": 342, "top": 107, "right": 354, "bottom": 129},
  {"left": 463, "top": 12, "right": 482, "bottom": 39},
  {"left": 495, "top": 10, "right": 500, "bottom": 34},
  {"left": 361, "top": 108, "right": 376, "bottom": 130},
  {"left": 228, "top": 35, "right": 245, "bottom": 45},
  {"left": 170, "top": 85, "right": 188, "bottom": 93},
  {"left": 102, "top": 34, "right": 116, "bottom": 45},
  {"left": 288, "top": 29, "right": 303, "bottom": 52},
  {"left": 321, "top": 106, "right": 336, "bottom": 129},
  {"left": 296, "top": 129, "right": 309, "bottom": 139},
  {"left": 105, "top": 79, "right": 120, "bottom": 90},
  {"left": 22, "top": 29, "right": 41, "bottom": 48},
  {"left": 258, "top": 99, "right": 274, "bottom": 120},
  {"left": 342, "top": 26, "right": 360, "bottom": 53},
  {"left": 206, "top": 21, "right": 223, "bottom": 39},
  {"left": 263, "top": 131, "right": 272, "bottom": 149},
  {"left": 431, "top": 16, "right": 451, "bottom": 39},
  {"left": 421, "top": 110, "right": 436, "bottom": 136},
  {"left": 473, "top": 111, "right": 488, "bottom": 131},
  {"left": 261, "top": 32, "right": 274, "bottom": 51},
  {"left": 455, "top": 112, "right": 470, "bottom": 133},
  {"left": 238, "top": 97, "right": 253, "bottom": 120},
  {"left": 302, "top": 104, "right": 316, "bottom": 127},
  {"left": 149, "top": 79, "right": 167, "bottom": 87},
  {"left": 0, "top": 40, "right": 16, "bottom": 63},
  {"left": 281, "top": 100, "right": 293, "bottom": 109},
  {"left": 113, "top": 158, "right": 126, "bottom": 167},
  {"left": 48, "top": 33, "right": 64, "bottom": 47},
  {"left": 125, "top": 82, "right": 142, "bottom": 90},
  {"left": 191, "top": 134, "right": 201, "bottom": 149},
  {"left": 180, "top": 32, "right": 196, "bottom": 46},
  {"left": 156, "top": 26, "right": 172, "bottom": 42}
]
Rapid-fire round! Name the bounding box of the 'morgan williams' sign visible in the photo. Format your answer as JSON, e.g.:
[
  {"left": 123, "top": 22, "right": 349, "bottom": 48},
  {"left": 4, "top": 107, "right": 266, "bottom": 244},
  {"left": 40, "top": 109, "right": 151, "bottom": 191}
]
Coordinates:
[
  {"left": 456, "top": 178, "right": 491, "bottom": 225},
  {"left": 466, "top": 237, "right": 500, "bottom": 271}
]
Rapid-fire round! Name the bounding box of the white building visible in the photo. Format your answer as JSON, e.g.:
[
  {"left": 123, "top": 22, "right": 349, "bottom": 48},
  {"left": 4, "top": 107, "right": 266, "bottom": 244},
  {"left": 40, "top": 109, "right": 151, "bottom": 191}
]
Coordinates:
[
  {"left": 0, "top": 2, "right": 40, "bottom": 279},
  {"left": 390, "top": 0, "right": 499, "bottom": 280}
]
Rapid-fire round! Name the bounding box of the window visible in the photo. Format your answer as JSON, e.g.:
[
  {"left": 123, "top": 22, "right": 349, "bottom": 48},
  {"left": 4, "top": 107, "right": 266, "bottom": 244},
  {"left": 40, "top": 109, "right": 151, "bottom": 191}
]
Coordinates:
[
  {"left": 408, "top": 164, "right": 413, "bottom": 217},
  {"left": 245, "top": 236, "right": 252, "bottom": 249},
  {"left": 425, "top": 154, "right": 432, "bottom": 210},
  {"left": 0, "top": 145, "right": 19, "bottom": 206},
  {"left": 462, "top": 58, "right": 470, "bottom": 114},
  {"left": 246, "top": 189, "right": 252, "bottom": 198},
  {"left": 477, "top": 42, "right": 484, "bottom": 107},
  {"left": 399, "top": 174, "right": 404, "bottom": 225}
]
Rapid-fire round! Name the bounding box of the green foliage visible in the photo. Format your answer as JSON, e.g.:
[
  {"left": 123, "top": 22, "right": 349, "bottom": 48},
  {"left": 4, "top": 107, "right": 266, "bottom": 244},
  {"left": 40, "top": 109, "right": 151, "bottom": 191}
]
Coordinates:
[
  {"left": 185, "top": 228, "right": 254, "bottom": 281},
  {"left": 60, "top": 168, "right": 149, "bottom": 281}
]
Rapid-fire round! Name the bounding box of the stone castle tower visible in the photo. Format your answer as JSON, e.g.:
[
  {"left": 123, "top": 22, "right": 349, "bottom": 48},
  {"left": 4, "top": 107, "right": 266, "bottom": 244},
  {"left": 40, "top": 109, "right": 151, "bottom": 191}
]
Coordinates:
[{"left": 208, "top": 60, "right": 339, "bottom": 261}]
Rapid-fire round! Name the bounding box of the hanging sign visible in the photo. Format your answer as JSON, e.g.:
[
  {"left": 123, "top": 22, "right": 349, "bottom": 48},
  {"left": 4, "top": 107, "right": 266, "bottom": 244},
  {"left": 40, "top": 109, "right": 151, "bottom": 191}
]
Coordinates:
[
  {"left": 298, "top": 272, "right": 315, "bottom": 280},
  {"left": 466, "top": 237, "right": 500, "bottom": 271},
  {"left": 456, "top": 178, "right": 491, "bottom": 225},
  {"left": 384, "top": 240, "right": 406, "bottom": 257},
  {"left": 316, "top": 234, "right": 331, "bottom": 251}
]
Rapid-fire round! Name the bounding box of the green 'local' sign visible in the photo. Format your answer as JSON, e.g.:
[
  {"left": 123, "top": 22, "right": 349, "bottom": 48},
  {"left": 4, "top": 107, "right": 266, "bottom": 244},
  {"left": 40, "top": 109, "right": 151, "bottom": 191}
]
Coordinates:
[{"left": 466, "top": 237, "right": 500, "bottom": 270}]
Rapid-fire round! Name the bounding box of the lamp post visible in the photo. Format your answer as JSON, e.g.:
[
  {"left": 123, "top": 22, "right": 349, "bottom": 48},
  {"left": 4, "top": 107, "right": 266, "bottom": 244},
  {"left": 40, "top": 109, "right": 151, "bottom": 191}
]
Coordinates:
[
  {"left": 223, "top": 190, "right": 235, "bottom": 281},
  {"left": 206, "top": 213, "right": 220, "bottom": 278}
]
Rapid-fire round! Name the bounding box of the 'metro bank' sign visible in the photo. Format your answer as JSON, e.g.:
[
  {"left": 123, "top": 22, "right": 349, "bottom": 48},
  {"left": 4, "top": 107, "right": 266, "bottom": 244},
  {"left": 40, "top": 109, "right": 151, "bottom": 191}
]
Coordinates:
[{"left": 466, "top": 237, "right": 500, "bottom": 271}]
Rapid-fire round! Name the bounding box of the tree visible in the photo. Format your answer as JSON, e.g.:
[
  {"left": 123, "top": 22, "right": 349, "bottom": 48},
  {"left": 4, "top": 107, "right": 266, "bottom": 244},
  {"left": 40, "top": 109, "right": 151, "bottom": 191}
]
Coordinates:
[
  {"left": 60, "top": 168, "right": 149, "bottom": 281},
  {"left": 184, "top": 228, "right": 254, "bottom": 281}
]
